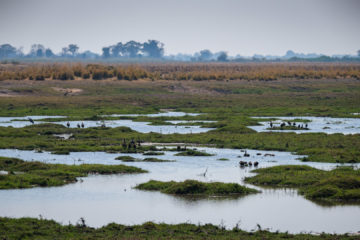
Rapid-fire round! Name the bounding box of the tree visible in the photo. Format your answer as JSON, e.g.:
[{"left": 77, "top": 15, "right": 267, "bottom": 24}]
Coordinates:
[
  {"left": 16, "top": 47, "right": 24, "bottom": 57},
  {"left": 45, "top": 48, "right": 54, "bottom": 58},
  {"left": 123, "top": 41, "right": 142, "bottom": 58},
  {"left": 68, "top": 44, "right": 79, "bottom": 57},
  {"left": 30, "top": 44, "right": 45, "bottom": 57},
  {"left": 111, "top": 42, "right": 124, "bottom": 57},
  {"left": 102, "top": 47, "right": 110, "bottom": 58},
  {"left": 61, "top": 47, "right": 69, "bottom": 57},
  {"left": 217, "top": 52, "right": 228, "bottom": 62},
  {"left": 199, "top": 49, "right": 213, "bottom": 61},
  {"left": 0, "top": 44, "right": 17, "bottom": 58},
  {"left": 142, "top": 40, "right": 164, "bottom": 58}
]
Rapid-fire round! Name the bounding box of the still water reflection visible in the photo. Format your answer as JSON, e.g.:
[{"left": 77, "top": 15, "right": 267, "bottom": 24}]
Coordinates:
[{"left": 0, "top": 147, "right": 359, "bottom": 233}]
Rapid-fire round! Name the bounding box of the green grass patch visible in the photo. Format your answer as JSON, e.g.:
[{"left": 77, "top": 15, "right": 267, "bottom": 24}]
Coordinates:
[
  {"left": 135, "top": 179, "right": 259, "bottom": 196},
  {"left": 0, "top": 157, "right": 146, "bottom": 189},
  {"left": 0, "top": 217, "right": 355, "bottom": 240},
  {"left": 245, "top": 165, "right": 360, "bottom": 204},
  {"left": 115, "top": 156, "right": 137, "bottom": 161}
]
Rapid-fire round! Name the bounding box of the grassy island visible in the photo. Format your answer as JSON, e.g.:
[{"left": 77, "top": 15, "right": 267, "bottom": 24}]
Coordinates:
[
  {"left": 135, "top": 179, "right": 259, "bottom": 196},
  {"left": 0, "top": 157, "right": 146, "bottom": 189},
  {"left": 245, "top": 165, "right": 360, "bottom": 204}
]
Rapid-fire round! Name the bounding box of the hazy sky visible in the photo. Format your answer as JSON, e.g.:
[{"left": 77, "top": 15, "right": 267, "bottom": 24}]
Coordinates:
[{"left": 0, "top": 0, "right": 359, "bottom": 56}]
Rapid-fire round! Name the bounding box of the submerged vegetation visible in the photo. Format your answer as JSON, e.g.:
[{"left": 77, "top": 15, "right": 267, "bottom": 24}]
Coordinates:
[
  {"left": 245, "top": 165, "right": 360, "bottom": 204},
  {"left": 0, "top": 157, "right": 146, "bottom": 189},
  {"left": 143, "top": 151, "right": 165, "bottom": 155},
  {"left": 175, "top": 149, "right": 214, "bottom": 156},
  {"left": 142, "top": 158, "right": 174, "bottom": 162},
  {"left": 135, "top": 179, "right": 258, "bottom": 196},
  {"left": 115, "top": 156, "right": 173, "bottom": 162}
]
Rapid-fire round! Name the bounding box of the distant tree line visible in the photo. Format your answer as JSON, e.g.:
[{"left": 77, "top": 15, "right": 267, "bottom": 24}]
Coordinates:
[
  {"left": 0, "top": 41, "right": 360, "bottom": 62},
  {"left": 102, "top": 40, "right": 164, "bottom": 58},
  {"left": 0, "top": 40, "right": 165, "bottom": 60}
]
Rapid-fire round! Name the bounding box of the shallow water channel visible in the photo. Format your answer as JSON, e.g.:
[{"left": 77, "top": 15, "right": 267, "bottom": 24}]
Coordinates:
[
  {"left": 0, "top": 147, "right": 359, "bottom": 234},
  {"left": 0, "top": 112, "right": 213, "bottom": 134},
  {"left": 249, "top": 116, "right": 360, "bottom": 134}
]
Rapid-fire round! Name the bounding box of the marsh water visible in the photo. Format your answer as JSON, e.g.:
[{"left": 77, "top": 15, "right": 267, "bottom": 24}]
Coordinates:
[
  {"left": 0, "top": 112, "right": 213, "bottom": 134},
  {"left": 249, "top": 116, "right": 360, "bottom": 134},
  {"left": 0, "top": 112, "right": 360, "bottom": 233},
  {"left": 0, "top": 147, "right": 359, "bottom": 234},
  {"left": 1, "top": 113, "right": 360, "bottom": 135}
]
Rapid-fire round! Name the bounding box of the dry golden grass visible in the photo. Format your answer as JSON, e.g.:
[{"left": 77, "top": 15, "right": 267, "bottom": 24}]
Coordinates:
[{"left": 1, "top": 62, "right": 359, "bottom": 81}]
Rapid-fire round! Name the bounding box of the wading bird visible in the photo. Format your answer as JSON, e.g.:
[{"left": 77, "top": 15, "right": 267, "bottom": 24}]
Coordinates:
[{"left": 27, "top": 117, "right": 34, "bottom": 124}]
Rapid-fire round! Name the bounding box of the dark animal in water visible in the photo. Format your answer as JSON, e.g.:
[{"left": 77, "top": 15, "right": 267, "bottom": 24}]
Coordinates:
[
  {"left": 256, "top": 153, "right": 262, "bottom": 156},
  {"left": 27, "top": 117, "right": 34, "bottom": 124},
  {"left": 248, "top": 161, "right": 253, "bottom": 166},
  {"left": 293, "top": 122, "right": 296, "bottom": 126},
  {"left": 77, "top": 123, "right": 81, "bottom": 128},
  {"left": 287, "top": 121, "right": 291, "bottom": 126},
  {"left": 264, "top": 153, "right": 275, "bottom": 157},
  {"left": 81, "top": 122, "right": 84, "bottom": 128},
  {"left": 66, "top": 122, "right": 70, "bottom": 128},
  {"left": 128, "top": 139, "right": 136, "bottom": 149},
  {"left": 305, "top": 123, "right": 308, "bottom": 128},
  {"left": 243, "top": 151, "right": 250, "bottom": 157},
  {"left": 280, "top": 123, "right": 286, "bottom": 128},
  {"left": 269, "top": 121, "right": 273, "bottom": 128},
  {"left": 239, "top": 161, "right": 248, "bottom": 167},
  {"left": 254, "top": 161, "right": 259, "bottom": 167}
]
